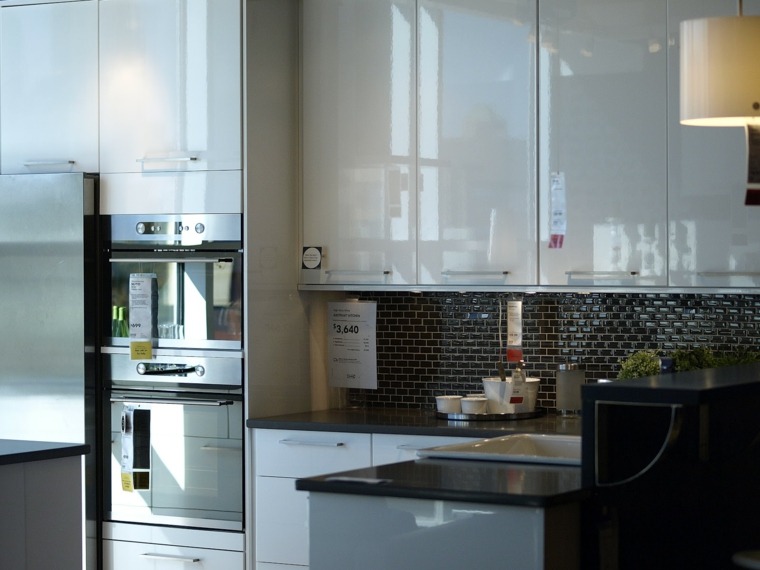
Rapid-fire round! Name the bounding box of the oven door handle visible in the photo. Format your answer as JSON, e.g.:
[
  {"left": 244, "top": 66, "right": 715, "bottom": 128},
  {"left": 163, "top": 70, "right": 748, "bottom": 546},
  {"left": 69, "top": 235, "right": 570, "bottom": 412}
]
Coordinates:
[
  {"left": 136, "top": 363, "right": 205, "bottom": 377},
  {"left": 109, "top": 257, "right": 235, "bottom": 264},
  {"left": 110, "top": 396, "right": 234, "bottom": 406}
]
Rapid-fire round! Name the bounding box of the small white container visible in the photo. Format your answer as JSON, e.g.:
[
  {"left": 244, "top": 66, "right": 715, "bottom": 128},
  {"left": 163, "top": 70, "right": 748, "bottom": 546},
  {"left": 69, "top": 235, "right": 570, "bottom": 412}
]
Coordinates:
[
  {"left": 435, "top": 395, "right": 462, "bottom": 413},
  {"left": 461, "top": 396, "right": 488, "bottom": 414}
]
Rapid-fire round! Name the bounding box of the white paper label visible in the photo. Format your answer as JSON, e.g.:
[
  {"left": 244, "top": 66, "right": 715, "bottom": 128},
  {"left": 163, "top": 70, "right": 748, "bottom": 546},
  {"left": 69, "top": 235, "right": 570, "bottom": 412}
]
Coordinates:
[{"left": 328, "top": 301, "right": 378, "bottom": 389}]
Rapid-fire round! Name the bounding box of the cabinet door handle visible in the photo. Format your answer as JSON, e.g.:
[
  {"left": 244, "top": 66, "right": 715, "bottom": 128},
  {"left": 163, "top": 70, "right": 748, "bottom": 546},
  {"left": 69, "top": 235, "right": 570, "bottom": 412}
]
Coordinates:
[
  {"left": 565, "top": 271, "right": 639, "bottom": 279},
  {"left": 140, "top": 553, "right": 201, "bottom": 563},
  {"left": 441, "top": 270, "right": 510, "bottom": 277},
  {"left": 324, "top": 269, "right": 391, "bottom": 276},
  {"left": 136, "top": 155, "right": 198, "bottom": 163},
  {"left": 23, "top": 160, "right": 75, "bottom": 166},
  {"left": 395, "top": 444, "right": 428, "bottom": 450},
  {"left": 697, "top": 271, "right": 760, "bottom": 277},
  {"left": 279, "top": 439, "right": 345, "bottom": 447}
]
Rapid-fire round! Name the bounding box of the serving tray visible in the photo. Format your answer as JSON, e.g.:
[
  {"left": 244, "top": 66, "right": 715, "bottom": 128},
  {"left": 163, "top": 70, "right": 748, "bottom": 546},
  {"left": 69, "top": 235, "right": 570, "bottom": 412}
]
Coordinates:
[{"left": 435, "top": 408, "right": 546, "bottom": 421}]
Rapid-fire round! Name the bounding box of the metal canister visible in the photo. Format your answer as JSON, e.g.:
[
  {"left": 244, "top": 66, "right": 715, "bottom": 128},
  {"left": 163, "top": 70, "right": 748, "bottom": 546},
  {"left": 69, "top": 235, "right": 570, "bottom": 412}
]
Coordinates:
[{"left": 556, "top": 363, "right": 585, "bottom": 415}]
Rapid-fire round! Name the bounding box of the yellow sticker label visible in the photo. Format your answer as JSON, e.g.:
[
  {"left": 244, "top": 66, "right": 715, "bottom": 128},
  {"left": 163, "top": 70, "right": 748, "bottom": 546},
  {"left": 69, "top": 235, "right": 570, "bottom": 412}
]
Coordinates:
[
  {"left": 130, "top": 341, "right": 153, "bottom": 360},
  {"left": 121, "top": 472, "right": 134, "bottom": 493}
]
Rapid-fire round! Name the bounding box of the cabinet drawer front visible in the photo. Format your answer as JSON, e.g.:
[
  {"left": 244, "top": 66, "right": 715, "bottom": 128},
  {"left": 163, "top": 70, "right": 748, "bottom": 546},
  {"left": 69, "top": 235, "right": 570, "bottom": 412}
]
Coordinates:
[
  {"left": 255, "top": 476, "right": 309, "bottom": 566},
  {"left": 103, "top": 539, "right": 244, "bottom": 570},
  {"left": 254, "top": 429, "right": 371, "bottom": 477},
  {"left": 372, "top": 434, "right": 480, "bottom": 466}
]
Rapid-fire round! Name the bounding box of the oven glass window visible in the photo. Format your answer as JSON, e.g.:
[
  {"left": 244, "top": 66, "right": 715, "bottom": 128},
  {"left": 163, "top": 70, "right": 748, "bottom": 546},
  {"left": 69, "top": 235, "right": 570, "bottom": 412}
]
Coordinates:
[{"left": 108, "top": 257, "right": 242, "bottom": 349}]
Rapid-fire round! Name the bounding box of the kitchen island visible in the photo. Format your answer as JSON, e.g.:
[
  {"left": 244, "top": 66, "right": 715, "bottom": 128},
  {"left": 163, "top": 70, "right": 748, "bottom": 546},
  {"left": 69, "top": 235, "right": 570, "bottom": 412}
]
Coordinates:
[{"left": 0, "top": 439, "right": 89, "bottom": 570}]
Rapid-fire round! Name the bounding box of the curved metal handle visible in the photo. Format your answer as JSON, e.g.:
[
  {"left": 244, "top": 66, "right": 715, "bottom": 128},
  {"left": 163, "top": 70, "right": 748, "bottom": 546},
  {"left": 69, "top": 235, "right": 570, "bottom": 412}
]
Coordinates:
[
  {"left": 279, "top": 439, "right": 345, "bottom": 447},
  {"left": 324, "top": 269, "right": 391, "bottom": 276},
  {"left": 136, "top": 155, "right": 198, "bottom": 163},
  {"left": 110, "top": 257, "right": 234, "bottom": 264},
  {"left": 441, "top": 270, "right": 510, "bottom": 277},
  {"left": 136, "top": 363, "right": 205, "bottom": 377},
  {"left": 697, "top": 271, "right": 760, "bottom": 277},
  {"left": 140, "top": 553, "right": 201, "bottom": 563}
]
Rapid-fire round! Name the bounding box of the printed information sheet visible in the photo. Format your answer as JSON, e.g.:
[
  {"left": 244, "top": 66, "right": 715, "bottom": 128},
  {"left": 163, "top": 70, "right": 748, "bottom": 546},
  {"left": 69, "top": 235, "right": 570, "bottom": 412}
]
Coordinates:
[{"left": 328, "top": 301, "right": 377, "bottom": 389}]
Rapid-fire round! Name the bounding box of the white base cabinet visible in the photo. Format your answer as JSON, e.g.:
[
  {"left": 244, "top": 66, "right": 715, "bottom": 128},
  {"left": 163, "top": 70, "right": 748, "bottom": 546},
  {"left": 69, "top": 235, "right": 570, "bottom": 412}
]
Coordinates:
[
  {"left": 103, "top": 522, "right": 244, "bottom": 570},
  {"left": 253, "top": 429, "right": 479, "bottom": 569}
]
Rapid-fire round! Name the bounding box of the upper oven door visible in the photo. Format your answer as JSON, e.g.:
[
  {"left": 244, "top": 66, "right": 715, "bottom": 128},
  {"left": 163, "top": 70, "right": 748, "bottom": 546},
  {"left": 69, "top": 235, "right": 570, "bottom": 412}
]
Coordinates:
[{"left": 107, "top": 251, "right": 242, "bottom": 350}]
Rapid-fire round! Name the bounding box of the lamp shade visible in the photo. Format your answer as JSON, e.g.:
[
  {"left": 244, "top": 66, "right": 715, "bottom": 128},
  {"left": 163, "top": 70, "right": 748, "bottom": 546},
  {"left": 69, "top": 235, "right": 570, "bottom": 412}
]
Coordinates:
[{"left": 680, "top": 16, "right": 760, "bottom": 126}]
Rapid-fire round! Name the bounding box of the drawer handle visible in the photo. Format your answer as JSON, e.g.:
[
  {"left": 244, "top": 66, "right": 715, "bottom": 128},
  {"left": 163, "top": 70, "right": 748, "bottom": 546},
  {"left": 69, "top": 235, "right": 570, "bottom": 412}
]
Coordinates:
[
  {"left": 140, "top": 553, "right": 201, "bottom": 563},
  {"left": 279, "top": 439, "right": 345, "bottom": 447},
  {"left": 565, "top": 271, "right": 639, "bottom": 279},
  {"left": 395, "top": 444, "right": 427, "bottom": 450}
]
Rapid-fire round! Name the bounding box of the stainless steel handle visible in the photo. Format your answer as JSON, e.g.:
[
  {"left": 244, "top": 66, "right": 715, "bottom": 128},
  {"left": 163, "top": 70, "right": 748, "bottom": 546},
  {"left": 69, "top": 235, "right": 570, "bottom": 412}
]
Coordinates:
[
  {"left": 136, "top": 363, "right": 205, "bottom": 377},
  {"left": 697, "top": 271, "right": 760, "bottom": 277},
  {"left": 111, "top": 396, "right": 234, "bottom": 406},
  {"left": 110, "top": 258, "right": 234, "bottom": 264},
  {"left": 324, "top": 269, "right": 391, "bottom": 276},
  {"left": 201, "top": 445, "right": 242, "bottom": 452},
  {"left": 23, "top": 160, "right": 75, "bottom": 166},
  {"left": 441, "top": 270, "right": 510, "bottom": 276},
  {"left": 136, "top": 156, "right": 198, "bottom": 163},
  {"left": 279, "top": 439, "right": 345, "bottom": 447},
  {"left": 565, "top": 271, "right": 639, "bottom": 279},
  {"left": 140, "top": 553, "right": 201, "bottom": 563},
  {"left": 395, "top": 444, "right": 429, "bottom": 450}
]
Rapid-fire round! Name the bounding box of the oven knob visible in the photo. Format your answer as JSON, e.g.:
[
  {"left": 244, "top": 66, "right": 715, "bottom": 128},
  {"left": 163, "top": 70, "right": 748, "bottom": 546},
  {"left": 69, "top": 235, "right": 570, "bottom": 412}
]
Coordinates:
[
  {"left": 136, "top": 363, "right": 147, "bottom": 375},
  {"left": 195, "top": 223, "right": 205, "bottom": 234},
  {"left": 194, "top": 365, "right": 205, "bottom": 377},
  {"left": 136, "top": 222, "right": 146, "bottom": 235}
]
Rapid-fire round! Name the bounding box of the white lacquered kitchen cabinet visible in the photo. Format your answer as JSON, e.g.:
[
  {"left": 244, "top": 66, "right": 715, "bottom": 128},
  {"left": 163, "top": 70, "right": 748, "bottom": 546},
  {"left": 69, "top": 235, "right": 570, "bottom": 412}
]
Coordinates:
[
  {"left": 254, "top": 429, "right": 372, "bottom": 568},
  {"left": 667, "top": 0, "right": 760, "bottom": 288},
  {"left": 103, "top": 522, "right": 244, "bottom": 570},
  {"left": 302, "top": 0, "right": 537, "bottom": 287},
  {"left": 416, "top": 0, "right": 537, "bottom": 286},
  {"left": 0, "top": 0, "right": 98, "bottom": 174},
  {"left": 301, "top": 0, "right": 417, "bottom": 286},
  {"left": 99, "top": 0, "right": 241, "bottom": 174},
  {"left": 537, "top": 0, "right": 668, "bottom": 287}
]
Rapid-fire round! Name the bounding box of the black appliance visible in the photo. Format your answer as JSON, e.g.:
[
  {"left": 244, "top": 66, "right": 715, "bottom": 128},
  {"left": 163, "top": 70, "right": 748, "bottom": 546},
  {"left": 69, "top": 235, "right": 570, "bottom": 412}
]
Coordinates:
[{"left": 581, "top": 364, "right": 760, "bottom": 569}]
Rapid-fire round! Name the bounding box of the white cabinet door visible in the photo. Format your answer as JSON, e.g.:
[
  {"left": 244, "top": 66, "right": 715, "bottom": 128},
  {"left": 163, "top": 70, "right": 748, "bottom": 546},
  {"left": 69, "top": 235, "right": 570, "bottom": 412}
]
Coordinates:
[
  {"left": 99, "top": 0, "right": 241, "bottom": 174},
  {"left": 667, "top": 0, "right": 760, "bottom": 288},
  {"left": 103, "top": 539, "right": 244, "bottom": 570},
  {"left": 302, "top": 0, "right": 417, "bottom": 286},
  {"left": 417, "top": 0, "right": 537, "bottom": 286},
  {"left": 254, "top": 429, "right": 372, "bottom": 567},
  {"left": 0, "top": 1, "right": 98, "bottom": 174},
  {"left": 371, "top": 433, "right": 479, "bottom": 466},
  {"left": 538, "top": 0, "right": 668, "bottom": 287}
]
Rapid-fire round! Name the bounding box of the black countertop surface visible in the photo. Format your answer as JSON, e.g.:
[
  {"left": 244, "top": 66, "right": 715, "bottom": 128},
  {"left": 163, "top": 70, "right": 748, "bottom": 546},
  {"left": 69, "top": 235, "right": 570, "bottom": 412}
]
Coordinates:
[
  {"left": 247, "top": 407, "right": 582, "bottom": 438},
  {"left": 295, "top": 457, "right": 587, "bottom": 508},
  {"left": 0, "top": 439, "right": 90, "bottom": 466}
]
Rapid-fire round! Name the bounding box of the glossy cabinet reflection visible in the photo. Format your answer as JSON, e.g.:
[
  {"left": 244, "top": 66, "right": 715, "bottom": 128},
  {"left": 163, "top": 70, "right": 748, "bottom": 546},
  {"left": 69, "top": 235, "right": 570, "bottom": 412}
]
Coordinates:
[
  {"left": 538, "top": 0, "right": 668, "bottom": 287},
  {"left": 99, "top": 0, "right": 241, "bottom": 174},
  {"left": 0, "top": 0, "right": 98, "bottom": 174},
  {"left": 302, "top": 0, "right": 536, "bottom": 286},
  {"left": 667, "top": 0, "right": 760, "bottom": 288}
]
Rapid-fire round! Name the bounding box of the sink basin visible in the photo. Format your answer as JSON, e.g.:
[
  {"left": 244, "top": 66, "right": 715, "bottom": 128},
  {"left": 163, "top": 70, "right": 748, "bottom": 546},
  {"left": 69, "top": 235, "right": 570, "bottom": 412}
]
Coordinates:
[{"left": 417, "top": 434, "right": 581, "bottom": 465}]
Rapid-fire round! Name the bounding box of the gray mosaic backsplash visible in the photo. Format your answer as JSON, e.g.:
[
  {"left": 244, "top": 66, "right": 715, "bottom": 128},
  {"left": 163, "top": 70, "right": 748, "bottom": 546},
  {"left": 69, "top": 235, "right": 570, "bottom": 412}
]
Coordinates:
[{"left": 348, "top": 292, "right": 760, "bottom": 410}]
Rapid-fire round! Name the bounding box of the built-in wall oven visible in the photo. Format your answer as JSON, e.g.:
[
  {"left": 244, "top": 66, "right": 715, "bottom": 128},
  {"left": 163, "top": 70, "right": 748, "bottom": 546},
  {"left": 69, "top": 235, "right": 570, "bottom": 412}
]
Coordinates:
[{"left": 101, "top": 213, "right": 244, "bottom": 532}]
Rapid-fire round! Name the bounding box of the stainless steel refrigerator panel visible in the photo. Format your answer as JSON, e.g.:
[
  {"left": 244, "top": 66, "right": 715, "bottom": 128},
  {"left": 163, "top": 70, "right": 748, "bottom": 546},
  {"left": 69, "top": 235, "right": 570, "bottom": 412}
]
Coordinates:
[{"left": 0, "top": 173, "right": 94, "bottom": 443}]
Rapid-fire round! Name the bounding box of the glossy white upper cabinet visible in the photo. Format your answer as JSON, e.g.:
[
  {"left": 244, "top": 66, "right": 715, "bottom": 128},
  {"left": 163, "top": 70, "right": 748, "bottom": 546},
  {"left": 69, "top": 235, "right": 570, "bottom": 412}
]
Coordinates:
[
  {"left": 0, "top": 1, "right": 98, "bottom": 174},
  {"left": 538, "top": 0, "right": 668, "bottom": 287},
  {"left": 302, "top": 0, "right": 417, "bottom": 285},
  {"left": 99, "top": 0, "right": 241, "bottom": 174},
  {"left": 668, "top": 0, "right": 760, "bottom": 288},
  {"left": 417, "top": 0, "right": 537, "bottom": 286}
]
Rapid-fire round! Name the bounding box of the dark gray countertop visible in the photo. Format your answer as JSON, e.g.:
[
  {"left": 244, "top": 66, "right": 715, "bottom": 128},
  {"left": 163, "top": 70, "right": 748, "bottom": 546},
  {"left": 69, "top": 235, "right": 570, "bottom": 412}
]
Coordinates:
[
  {"left": 0, "top": 439, "right": 90, "bottom": 466},
  {"left": 247, "top": 407, "right": 582, "bottom": 438},
  {"left": 296, "top": 458, "right": 587, "bottom": 508}
]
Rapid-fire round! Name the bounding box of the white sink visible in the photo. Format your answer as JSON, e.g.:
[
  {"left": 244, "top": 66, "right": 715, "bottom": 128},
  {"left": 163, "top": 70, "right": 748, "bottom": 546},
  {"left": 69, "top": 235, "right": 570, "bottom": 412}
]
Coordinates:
[{"left": 417, "top": 434, "right": 581, "bottom": 465}]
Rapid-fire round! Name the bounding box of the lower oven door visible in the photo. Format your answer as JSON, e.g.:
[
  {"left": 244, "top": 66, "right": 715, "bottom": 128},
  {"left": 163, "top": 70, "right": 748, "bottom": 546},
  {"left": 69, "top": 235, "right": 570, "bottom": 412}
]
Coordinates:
[{"left": 107, "top": 391, "right": 243, "bottom": 531}]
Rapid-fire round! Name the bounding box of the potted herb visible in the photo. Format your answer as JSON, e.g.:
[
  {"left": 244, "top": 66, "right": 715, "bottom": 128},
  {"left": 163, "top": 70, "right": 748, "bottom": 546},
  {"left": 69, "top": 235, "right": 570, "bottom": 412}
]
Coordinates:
[{"left": 617, "top": 349, "right": 662, "bottom": 380}]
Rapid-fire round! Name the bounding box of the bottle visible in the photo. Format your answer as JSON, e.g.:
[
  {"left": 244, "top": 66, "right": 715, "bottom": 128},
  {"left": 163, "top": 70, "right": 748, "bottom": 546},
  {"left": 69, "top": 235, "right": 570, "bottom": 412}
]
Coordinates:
[
  {"left": 117, "top": 306, "right": 129, "bottom": 337},
  {"left": 510, "top": 360, "right": 528, "bottom": 413},
  {"left": 111, "top": 305, "right": 120, "bottom": 337}
]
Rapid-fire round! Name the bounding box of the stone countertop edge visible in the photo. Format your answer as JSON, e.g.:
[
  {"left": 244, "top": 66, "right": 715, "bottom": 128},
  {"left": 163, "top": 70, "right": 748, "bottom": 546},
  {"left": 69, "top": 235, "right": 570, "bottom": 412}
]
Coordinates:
[
  {"left": 295, "top": 459, "right": 588, "bottom": 508},
  {"left": 247, "top": 407, "right": 582, "bottom": 438},
  {"left": 0, "top": 439, "right": 90, "bottom": 467}
]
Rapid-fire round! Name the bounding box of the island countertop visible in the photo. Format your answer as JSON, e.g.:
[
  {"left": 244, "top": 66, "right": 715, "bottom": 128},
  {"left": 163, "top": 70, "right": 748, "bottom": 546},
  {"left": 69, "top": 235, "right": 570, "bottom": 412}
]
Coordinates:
[
  {"left": 0, "top": 439, "right": 90, "bottom": 466},
  {"left": 247, "top": 407, "right": 582, "bottom": 439}
]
